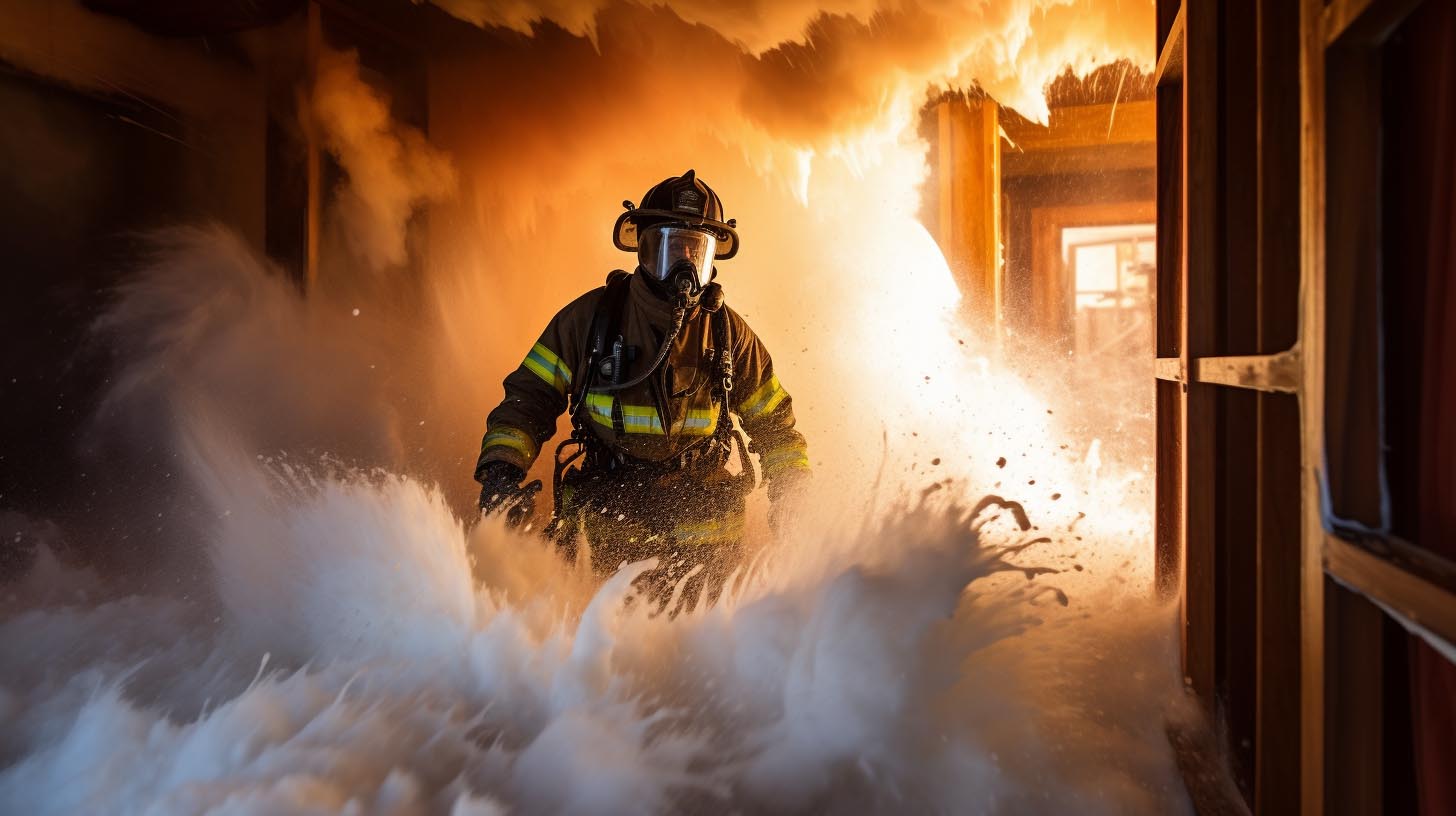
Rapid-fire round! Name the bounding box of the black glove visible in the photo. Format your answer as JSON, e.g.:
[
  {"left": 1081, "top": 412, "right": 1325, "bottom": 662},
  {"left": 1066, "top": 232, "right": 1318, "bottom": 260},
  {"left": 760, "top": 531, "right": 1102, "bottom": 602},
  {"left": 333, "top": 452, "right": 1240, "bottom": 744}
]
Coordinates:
[{"left": 477, "top": 461, "right": 543, "bottom": 528}]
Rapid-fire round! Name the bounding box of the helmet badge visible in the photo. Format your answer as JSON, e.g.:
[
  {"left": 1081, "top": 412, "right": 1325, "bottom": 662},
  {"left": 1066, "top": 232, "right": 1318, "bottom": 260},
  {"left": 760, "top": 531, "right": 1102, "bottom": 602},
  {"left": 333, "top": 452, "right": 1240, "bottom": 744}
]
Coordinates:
[{"left": 675, "top": 189, "right": 703, "bottom": 213}]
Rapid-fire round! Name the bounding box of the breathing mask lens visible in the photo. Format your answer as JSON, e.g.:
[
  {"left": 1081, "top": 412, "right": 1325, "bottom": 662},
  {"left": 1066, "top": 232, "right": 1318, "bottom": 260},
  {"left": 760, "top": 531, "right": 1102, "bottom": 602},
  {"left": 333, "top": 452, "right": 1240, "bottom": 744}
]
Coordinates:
[{"left": 639, "top": 225, "right": 716, "bottom": 289}]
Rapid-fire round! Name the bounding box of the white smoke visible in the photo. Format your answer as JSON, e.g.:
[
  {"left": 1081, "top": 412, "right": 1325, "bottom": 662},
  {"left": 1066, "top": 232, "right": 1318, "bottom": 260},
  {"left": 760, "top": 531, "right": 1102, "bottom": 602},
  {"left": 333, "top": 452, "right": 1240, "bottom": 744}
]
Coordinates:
[{"left": 310, "top": 47, "right": 457, "bottom": 273}]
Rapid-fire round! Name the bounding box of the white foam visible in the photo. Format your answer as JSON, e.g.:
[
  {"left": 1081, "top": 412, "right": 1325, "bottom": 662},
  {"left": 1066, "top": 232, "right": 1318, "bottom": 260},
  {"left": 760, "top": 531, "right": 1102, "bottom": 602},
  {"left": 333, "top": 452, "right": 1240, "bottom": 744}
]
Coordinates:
[{"left": 0, "top": 449, "right": 1191, "bottom": 813}]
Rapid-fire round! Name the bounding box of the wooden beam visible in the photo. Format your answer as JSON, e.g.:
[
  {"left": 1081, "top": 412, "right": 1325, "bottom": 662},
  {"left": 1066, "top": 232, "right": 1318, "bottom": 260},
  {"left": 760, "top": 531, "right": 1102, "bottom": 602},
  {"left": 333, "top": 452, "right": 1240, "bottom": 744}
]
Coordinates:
[
  {"left": 1182, "top": 0, "right": 1219, "bottom": 704},
  {"left": 1254, "top": 0, "right": 1306, "bottom": 810},
  {"left": 1256, "top": 393, "right": 1304, "bottom": 814},
  {"left": 1325, "top": 533, "right": 1456, "bottom": 652},
  {"left": 1193, "top": 350, "right": 1302, "bottom": 393},
  {"left": 1000, "top": 101, "right": 1155, "bottom": 153},
  {"left": 1156, "top": 2, "right": 1186, "bottom": 86},
  {"left": 1321, "top": 579, "right": 1387, "bottom": 815},
  {"left": 1298, "top": 0, "right": 1329, "bottom": 809},
  {"left": 937, "top": 98, "right": 1003, "bottom": 332},
  {"left": 1324, "top": 0, "right": 1423, "bottom": 46},
  {"left": 1000, "top": 142, "right": 1155, "bottom": 178},
  {"left": 1152, "top": 356, "right": 1302, "bottom": 400},
  {"left": 1156, "top": 379, "right": 1183, "bottom": 599},
  {"left": 1028, "top": 200, "right": 1155, "bottom": 339},
  {"left": 1153, "top": 74, "right": 1181, "bottom": 601}
]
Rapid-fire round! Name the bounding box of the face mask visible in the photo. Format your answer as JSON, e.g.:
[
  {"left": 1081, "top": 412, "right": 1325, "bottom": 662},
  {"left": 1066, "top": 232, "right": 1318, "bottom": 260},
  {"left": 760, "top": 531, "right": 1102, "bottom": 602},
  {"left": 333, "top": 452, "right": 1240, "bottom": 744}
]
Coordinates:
[{"left": 638, "top": 225, "right": 717, "bottom": 294}]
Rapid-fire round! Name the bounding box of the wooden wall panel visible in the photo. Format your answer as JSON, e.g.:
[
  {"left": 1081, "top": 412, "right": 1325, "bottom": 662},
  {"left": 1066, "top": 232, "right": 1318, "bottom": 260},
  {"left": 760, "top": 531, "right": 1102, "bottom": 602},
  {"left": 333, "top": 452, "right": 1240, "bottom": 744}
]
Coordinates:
[{"left": 1181, "top": 0, "right": 1220, "bottom": 704}]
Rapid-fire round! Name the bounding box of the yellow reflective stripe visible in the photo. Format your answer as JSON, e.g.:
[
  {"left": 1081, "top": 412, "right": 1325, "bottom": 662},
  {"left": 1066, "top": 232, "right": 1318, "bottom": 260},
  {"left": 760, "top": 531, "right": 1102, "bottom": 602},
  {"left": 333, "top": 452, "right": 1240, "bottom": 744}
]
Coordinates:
[
  {"left": 676, "top": 409, "right": 717, "bottom": 437},
  {"left": 620, "top": 405, "right": 665, "bottom": 435},
  {"left": 581, "top": 394, "right": 718, "bottom": 437},
  {"left": 674, "top": 513, "right": 744, "bottom": 545},
  {"left": 522, "top": 342, "right": 572, "bottom": 394},
  {"left": 760, "top": 444, "right": 810, "bottom": 476},
  {"left": 585, "top": 392, "right": 614, "bottom": 429},
  {"left": 483, "top": 426, "right": 538, "bottom": 460},
  {"left": 737, "top": 374, "right": 788, "bottom": 420},
  {"left": 531, "top": 342, "right": 569, "bottom": 375}
]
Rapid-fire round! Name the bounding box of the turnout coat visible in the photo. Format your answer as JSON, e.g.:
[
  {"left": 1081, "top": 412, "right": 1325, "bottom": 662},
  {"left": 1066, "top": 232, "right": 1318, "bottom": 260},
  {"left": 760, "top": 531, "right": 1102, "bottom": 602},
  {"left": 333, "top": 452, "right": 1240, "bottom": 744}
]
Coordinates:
[{"left": 475, "top": 271, "right": 810, "bottom": 545}]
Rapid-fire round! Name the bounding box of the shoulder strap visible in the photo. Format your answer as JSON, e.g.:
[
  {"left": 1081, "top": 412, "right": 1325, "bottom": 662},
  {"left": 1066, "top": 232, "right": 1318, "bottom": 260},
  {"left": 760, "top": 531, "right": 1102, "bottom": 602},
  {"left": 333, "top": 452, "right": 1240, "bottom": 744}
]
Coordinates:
[{"left": 568, "top": 270, "right": 632, "bottom": 424}]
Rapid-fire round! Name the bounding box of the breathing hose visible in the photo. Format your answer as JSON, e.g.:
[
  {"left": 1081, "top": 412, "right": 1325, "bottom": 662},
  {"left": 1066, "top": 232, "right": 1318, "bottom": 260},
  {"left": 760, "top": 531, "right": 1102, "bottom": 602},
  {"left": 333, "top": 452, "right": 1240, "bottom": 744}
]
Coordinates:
[{"left": 593, "top": 275, "right": 692, "bottom": 393}]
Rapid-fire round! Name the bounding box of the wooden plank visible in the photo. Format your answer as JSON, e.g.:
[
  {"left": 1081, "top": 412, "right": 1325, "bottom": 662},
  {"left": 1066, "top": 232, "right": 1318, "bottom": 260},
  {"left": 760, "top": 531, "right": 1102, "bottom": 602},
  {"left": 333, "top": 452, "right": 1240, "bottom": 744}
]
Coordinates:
[
  {"left": 1156, "top": 2, "right": 1186, "bottom": 86},
  {"left": 1297, "top": 0, "right": 1329, "bottom": 809},
  {"left": 1325, "top": 533, "right": 1456, "bottom": 648},
  {"left": 999, "top": 142, "right": 1155, "bottom": 178},
  {"left": 1220, "top": 386, "right": 1260, "bottom": 804},
  {"left": 1000, "top": 101, "right": 1155, "bottom": 152},
  {"left": 1320, "top": 579, "right": 1386, "bottom": 816},
  {"left": 1324, "top": 0, "right": 1423, "bottom": 46},
  {"left": 1193, "top": 351, "right": 1302, "bottom": 392},
  {"left": 1155, "top": 356, "right": 1183, "bottom": 382},
  {"left": 980, "top": 101, "right": 1004, "bottom": 334},
  {"left": 1157, "top": 379, "right": 1184, "bottom": 599},
  {"left": 937, "top": 98, "right": 1002, "bottom": 331},
  {"left": 1156, "top": 81, "right": 1183, "bottom": 359},
  {"left": 1153, "top": 22, "right": 1184, "bottom": 605},
  {"left": 1182, "top": 0, "right": 1219, "bottom": 703},
  {"left": 1253, "top": 0, "right": 1306, "bottom": 810},
  {"left": 1256, "top": 393, "right": 1304, "bottom": 814},
  {"left": 1218, "top": 5, "right": 1260, "bottom": 793},
  {"left": 1028, "top": 200, "right": 1155, "bottom": 339}
]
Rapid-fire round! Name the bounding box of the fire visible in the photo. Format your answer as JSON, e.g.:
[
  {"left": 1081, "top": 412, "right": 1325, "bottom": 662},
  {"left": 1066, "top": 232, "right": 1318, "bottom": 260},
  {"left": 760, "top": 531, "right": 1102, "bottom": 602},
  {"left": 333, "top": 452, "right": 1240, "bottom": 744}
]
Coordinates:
[{"left": 419, "top": 0, "right": 1154, "bottom": 520}]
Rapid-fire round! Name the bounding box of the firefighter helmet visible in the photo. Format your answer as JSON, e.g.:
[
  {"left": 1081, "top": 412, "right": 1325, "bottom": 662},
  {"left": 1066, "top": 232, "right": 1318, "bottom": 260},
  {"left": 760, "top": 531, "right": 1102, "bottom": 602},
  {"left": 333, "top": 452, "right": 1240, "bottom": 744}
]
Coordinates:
[{"left": 613, "top": 169, "right": 739, "bottom": 261}]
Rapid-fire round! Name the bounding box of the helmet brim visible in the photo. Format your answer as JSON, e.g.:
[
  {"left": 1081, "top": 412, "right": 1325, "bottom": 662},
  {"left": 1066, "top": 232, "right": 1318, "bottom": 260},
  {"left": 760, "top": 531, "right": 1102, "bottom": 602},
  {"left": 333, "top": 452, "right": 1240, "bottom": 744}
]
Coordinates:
[{"left": 613, "top": 209, "right": 739, "bottom": 260}]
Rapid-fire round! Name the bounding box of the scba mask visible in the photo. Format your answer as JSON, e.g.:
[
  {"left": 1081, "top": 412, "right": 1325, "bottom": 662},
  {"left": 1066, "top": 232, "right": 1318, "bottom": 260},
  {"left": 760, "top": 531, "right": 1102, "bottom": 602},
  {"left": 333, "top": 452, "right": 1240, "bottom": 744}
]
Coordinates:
[{"left": 639, "top": 225, "right": 717, "bottom": 295}]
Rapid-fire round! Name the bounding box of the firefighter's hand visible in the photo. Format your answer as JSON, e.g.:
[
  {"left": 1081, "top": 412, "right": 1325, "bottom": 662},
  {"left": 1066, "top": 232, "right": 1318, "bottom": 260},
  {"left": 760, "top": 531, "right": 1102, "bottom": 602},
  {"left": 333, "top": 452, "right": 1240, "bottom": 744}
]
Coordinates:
[
  {"left": 478, "top": 462, "right": 542, "bottom": 528},
  {"left": 767, "top": 469, "right": 811, "bottom": 536}
]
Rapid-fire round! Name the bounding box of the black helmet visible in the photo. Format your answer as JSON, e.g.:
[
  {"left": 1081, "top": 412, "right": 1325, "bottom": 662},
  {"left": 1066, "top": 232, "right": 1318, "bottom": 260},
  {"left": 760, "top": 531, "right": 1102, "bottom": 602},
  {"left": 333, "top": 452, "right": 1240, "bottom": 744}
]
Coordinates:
[{"left": 613, "top": 169, "right": 739, "bottom": 261}]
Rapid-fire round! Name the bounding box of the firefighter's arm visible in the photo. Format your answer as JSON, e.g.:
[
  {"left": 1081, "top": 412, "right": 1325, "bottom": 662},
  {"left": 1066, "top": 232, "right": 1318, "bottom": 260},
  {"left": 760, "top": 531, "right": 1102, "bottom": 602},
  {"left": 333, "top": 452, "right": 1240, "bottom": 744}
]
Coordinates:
[
  {"left": 730, "top": 328, "right": 810, "bottom": 493},
  {"left": 475, "top": 304, "right": 583, "bottom": 480}
]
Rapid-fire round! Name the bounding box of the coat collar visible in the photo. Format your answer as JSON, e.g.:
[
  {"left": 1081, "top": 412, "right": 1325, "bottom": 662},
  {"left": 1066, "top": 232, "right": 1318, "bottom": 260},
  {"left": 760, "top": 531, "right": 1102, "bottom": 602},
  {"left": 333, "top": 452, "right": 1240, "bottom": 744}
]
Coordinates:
[{"left": 627, "top": 270, "right": 699, "bottom": 328}]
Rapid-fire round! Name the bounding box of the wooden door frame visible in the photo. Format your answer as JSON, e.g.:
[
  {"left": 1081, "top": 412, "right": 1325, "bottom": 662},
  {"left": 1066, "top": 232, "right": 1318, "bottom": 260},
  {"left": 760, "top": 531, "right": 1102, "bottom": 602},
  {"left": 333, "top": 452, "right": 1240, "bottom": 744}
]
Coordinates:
[{"left": 1029, "top": 200, "right": 1156, "bottom": 338}]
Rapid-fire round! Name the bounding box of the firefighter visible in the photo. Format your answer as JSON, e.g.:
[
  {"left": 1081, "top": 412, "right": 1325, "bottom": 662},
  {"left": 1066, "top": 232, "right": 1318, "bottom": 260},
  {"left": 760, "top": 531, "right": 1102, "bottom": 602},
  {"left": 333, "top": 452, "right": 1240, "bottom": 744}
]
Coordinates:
[{"left": 474, "top": 170, "right": 809, "bottom": 599}]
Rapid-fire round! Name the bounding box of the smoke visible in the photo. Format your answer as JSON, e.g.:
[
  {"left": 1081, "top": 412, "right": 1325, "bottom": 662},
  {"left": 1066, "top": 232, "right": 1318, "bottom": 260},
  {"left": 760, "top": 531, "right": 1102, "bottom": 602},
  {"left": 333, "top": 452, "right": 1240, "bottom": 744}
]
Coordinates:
[{"left": 310, "top": 47, "right": 458, "bottom": 273}]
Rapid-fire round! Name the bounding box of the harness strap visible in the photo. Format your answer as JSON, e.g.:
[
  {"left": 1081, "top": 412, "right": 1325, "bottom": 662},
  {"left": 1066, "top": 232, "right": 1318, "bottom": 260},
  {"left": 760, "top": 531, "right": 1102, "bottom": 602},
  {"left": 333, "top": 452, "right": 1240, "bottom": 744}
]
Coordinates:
[
  {"left": 568, "top": 270, "right": 631, "bottom": 431},
  {"left": 711, "top": 307, "right": 757, "bottom": 489},
  {"left": 554, "top": 273, "right": 754, "bottom": 529}
]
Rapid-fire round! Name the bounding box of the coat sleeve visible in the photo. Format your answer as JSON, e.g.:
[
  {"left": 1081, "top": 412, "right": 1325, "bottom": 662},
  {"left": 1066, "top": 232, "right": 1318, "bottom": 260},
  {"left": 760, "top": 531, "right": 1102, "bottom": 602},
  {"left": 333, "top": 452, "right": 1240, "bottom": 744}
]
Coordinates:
[
  {"left": 728, "top": 314, "right": 811, "bottom": 485},
  {"left": 474, "top": 290, "right": 599, "bottom": 480}
]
